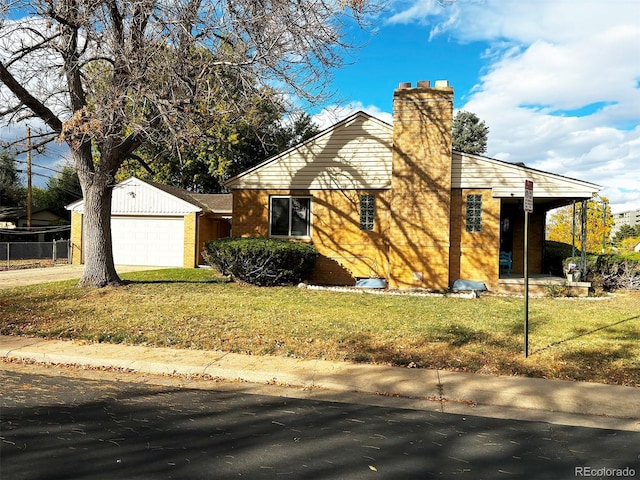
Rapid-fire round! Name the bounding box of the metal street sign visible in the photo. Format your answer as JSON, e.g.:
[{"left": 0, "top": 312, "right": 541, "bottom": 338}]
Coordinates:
[
  {"left": 524, "top": 180, "right": 534, "bottom": 213},
  {"left": 523, "top": 179, "right": 533, "bottom": 357}
]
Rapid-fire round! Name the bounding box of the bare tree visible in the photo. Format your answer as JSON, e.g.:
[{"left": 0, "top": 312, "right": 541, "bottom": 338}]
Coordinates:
[{"left": 0, "top": 0, "right": 374, "bottom": 286}]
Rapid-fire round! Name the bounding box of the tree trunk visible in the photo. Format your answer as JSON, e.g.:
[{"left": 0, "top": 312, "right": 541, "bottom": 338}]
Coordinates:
[{"left": 78, "top": 177, "right": 122, "bottom": 287}]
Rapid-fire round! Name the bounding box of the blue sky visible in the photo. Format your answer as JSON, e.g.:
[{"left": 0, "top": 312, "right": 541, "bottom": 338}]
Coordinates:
[
  {"left": 323, "top": 23, "right": 488, "bottom": 113},
  {"left": 313, "top": 0, "right": 640, "bottom": 213},
  {"left": 2, "top": 0, "right": 639, "bottom": 213}
]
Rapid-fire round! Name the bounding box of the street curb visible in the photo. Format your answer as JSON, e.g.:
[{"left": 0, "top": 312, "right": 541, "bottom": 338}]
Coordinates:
[{"left": 2, "top": 336, "right": 639, "bottom": 425}]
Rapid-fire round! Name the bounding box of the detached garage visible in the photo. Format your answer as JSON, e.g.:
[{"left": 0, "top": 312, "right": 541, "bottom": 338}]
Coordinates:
[{"left": 66, "top": 177, "right": 231, "bottom": 268}]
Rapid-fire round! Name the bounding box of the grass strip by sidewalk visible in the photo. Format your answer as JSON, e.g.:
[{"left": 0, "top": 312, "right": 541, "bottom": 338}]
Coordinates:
[{"left": 1, "top": 268, "right": 638, "bottom": 386}]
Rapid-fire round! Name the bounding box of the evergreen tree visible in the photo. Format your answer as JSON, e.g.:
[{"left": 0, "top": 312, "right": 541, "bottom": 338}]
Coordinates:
[
  {"left": 613, "top": 224, "right": 636, "bottom": 244},
  {"left": 36, "top": 166, "right": 82, "bottom": 218},
  {"left": 452, "top": 111, "right": 489, "bottom": 155},
  {"left": 0, "top": 152, "right": 24, "bottom": 207}
]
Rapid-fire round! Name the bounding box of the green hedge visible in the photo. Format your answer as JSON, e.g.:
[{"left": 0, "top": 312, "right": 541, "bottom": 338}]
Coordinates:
[
  {"left": 203, "top": 237, "right": 318, "bottom": 286},
  {"left": 544, "top": 241, "right": 579, "bottom": 276}
]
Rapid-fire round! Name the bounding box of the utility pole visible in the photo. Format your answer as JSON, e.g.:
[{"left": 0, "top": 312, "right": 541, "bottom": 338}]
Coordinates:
[{"left": 26, "top": 127, "right": 32, "bottom": 230}]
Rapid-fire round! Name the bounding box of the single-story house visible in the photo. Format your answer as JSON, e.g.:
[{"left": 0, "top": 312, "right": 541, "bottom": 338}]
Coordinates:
[
  {"left": 225, "top": 80, "right": 601, "bottom": 293},
  {"left": 66, "top": 177, "right": 231, "bottom": 267},
  {"left": 0, "top": 207, "right": 68, "bottom": 241}
]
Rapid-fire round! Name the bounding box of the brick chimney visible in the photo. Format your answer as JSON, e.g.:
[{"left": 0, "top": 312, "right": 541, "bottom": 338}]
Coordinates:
[{"left": 388, "top": 80, "right": 454, "bottom": 290}]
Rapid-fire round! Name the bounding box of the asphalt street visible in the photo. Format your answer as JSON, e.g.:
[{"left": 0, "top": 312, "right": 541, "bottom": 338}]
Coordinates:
[{"left": 1, "top": 363, "right": 638, "bottom": 480}]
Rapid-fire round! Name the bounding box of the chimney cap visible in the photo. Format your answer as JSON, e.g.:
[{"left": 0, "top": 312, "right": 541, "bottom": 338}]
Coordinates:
[
  {"left": 434, "top": 80, "right": 450, "bottom": 89},
  {"left": 398, "top": 82, "right": 412, "bottom": 89},
  {"left": 417, "top": 80, "right": 431, "bottom": 88}
]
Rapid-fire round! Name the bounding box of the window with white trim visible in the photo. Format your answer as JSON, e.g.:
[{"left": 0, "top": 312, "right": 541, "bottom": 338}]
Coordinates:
[
  {"left": 466, "top": 194, "right": 483, "bottom": 233},
  {"left": 269, "top": 196, "right": 311, "bottom": 238},
  {"left": 359, "top": 194, "right": 375, "bottom": 231}
]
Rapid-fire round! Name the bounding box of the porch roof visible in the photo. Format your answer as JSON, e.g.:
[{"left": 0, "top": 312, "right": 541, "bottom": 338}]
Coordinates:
[{"left": 452, "top": 152, "right": 601, "bottom": 206}]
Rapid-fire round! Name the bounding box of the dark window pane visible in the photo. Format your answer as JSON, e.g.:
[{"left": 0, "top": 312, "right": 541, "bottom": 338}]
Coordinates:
[
  {"left": 291, "top": 198, "right": 310, "bottom": 236},
  {"left": 270, "top": 197, "right": 290, "bottom": 236}
]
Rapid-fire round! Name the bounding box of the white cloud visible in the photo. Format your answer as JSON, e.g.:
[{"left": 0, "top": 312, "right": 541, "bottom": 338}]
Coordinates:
[{"left": 388, "top": 0, "right": 640, "bottom": 212}]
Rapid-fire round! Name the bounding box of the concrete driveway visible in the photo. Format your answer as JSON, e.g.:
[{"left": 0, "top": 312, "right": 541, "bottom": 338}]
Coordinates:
[{"left": 0, "top": 265, "right": 167, "bottom": 290}]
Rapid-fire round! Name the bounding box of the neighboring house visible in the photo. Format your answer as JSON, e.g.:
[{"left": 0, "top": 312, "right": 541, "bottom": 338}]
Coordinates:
[
  {"left": 0, "top": 207, "right": 68, "bottom": 241},
  {"left": 66, "top": 177, "right": 231, "bottom": 267},
  {"left": 0, "top": 207, "right": 66, "bottom": 229},
  {"left": 225, "top": 80, "right": 601, "bottom": 292}
]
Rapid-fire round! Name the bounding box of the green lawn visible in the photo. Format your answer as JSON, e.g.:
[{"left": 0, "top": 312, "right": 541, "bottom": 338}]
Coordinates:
[{"left": 1, "top": 268, "right": 638, "bottom": 386}]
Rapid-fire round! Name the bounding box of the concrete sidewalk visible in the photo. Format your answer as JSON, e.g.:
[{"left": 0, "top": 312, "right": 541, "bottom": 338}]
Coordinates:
[
  {"left": 0, "top": 265, "right": 169, "bottom": 289},
  {"left": 2, "top": 335, "right": 639, "bottom": 431},
  {"left": 0, "top": 265, "right": 169, "bottom": 290}
]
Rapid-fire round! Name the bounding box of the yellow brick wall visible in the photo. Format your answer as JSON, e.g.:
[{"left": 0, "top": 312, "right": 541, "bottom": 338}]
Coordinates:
[
  {"left": 311, "top": 189, "right": 391, "bottom": 284},
  {"left": 231, "top": 186, "right": 518, "bottom": 291},
  {"left": 70, "top": 211, "right": 83, "bottom": 265},
  {"left": 183, "top": 212, "right": 198, "bottom": 268},
  {"left": 449, "top": 189, "right": 501, "bottom": 290},
  {"left": 233, "top": 190, "right": 270, "bottom": 237},
  {"left": 232, "top": 189, "right": 391, "bottom": 285},
  {"left": 197, "top": 215, "right": 231, "bottom": 264}
]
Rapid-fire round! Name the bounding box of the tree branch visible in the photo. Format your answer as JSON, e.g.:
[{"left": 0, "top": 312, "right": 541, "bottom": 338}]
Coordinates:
[
  {"left": 128, "top": 153, "right": 155, "bottom": 175},
  {"left": 0, "top": 61, "right": 63, "bottom": 133}
]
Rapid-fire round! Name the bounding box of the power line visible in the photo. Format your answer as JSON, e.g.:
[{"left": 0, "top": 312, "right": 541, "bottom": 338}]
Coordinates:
[
  {"left": 0, "top": 225, "right": 71, "bottom": 235},
  {"left": 11, "top": 158, "right": 67, "bottom": 176},
  {"left": 11, "top": 168, "right": 82, "bottom": 199}
]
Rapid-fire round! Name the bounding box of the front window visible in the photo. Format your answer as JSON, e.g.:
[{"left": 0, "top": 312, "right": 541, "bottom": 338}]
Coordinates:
[
  {"left": 269, "top": 196, "right": 311, "bottom": 237},
  {"left": 466, "top": 194, "right": 483, "bottom": 233}
]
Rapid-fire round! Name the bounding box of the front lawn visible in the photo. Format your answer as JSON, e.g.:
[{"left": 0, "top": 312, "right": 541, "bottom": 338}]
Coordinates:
[{"left": 1, "top": 268, "right": 638, "bottom": 386}]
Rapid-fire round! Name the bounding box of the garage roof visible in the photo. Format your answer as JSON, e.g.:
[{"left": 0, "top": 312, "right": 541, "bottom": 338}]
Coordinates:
[{"left": 66, "top": 177, "right": 232, "bottom": 216}]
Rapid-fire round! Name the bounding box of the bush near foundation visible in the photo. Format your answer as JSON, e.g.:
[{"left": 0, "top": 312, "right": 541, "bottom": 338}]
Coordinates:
[
  {"left": 544, "top": 241, "right": 578, "bottom": 276},
  {"left": 203, "top": 237, "right": 318, "bottom": 286}
]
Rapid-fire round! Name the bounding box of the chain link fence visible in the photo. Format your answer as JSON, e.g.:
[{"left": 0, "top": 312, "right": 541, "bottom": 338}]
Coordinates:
[{"left": 0, "top": 240, "right": 71, "bottom": 270}]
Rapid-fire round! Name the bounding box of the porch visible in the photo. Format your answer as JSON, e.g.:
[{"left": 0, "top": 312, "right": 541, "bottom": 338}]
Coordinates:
[{"left": 497, "top": 274, "right": 591, "bottom": 297}]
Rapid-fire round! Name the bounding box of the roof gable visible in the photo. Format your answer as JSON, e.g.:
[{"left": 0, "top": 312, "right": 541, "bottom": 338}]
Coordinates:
[
  {"left": 65, "top": 177, "right": 232, "bottom": 215},
  {"left": 225, "top": 111, "right": 393, "bottom": 190},
  {"left": 223, "top": 109, "right": 599, "bottom": 200},
  {"left": 67, "top": 177, "right": 203, "bottom": 215}
]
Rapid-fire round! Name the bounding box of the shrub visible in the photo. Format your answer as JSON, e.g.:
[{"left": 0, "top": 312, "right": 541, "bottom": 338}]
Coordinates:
[
  {"left": 544, "top": 241, "right": 581, "bottom": 276},
  {"left": 592, "top": 253, "right": 640, "bottom": 291},
  {"left": 203, "top": 237, "right": 318, "bottom": 286}
]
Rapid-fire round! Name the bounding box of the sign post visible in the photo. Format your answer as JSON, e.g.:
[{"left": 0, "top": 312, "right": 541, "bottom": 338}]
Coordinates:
[{"left": 523, "top": 180, "right": 533, "bottom": 358}]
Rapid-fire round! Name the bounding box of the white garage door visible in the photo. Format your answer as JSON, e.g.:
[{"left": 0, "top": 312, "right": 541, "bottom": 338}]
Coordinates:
[{"left": 111, "top": 216, "right": 184, "bottom": 267}]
